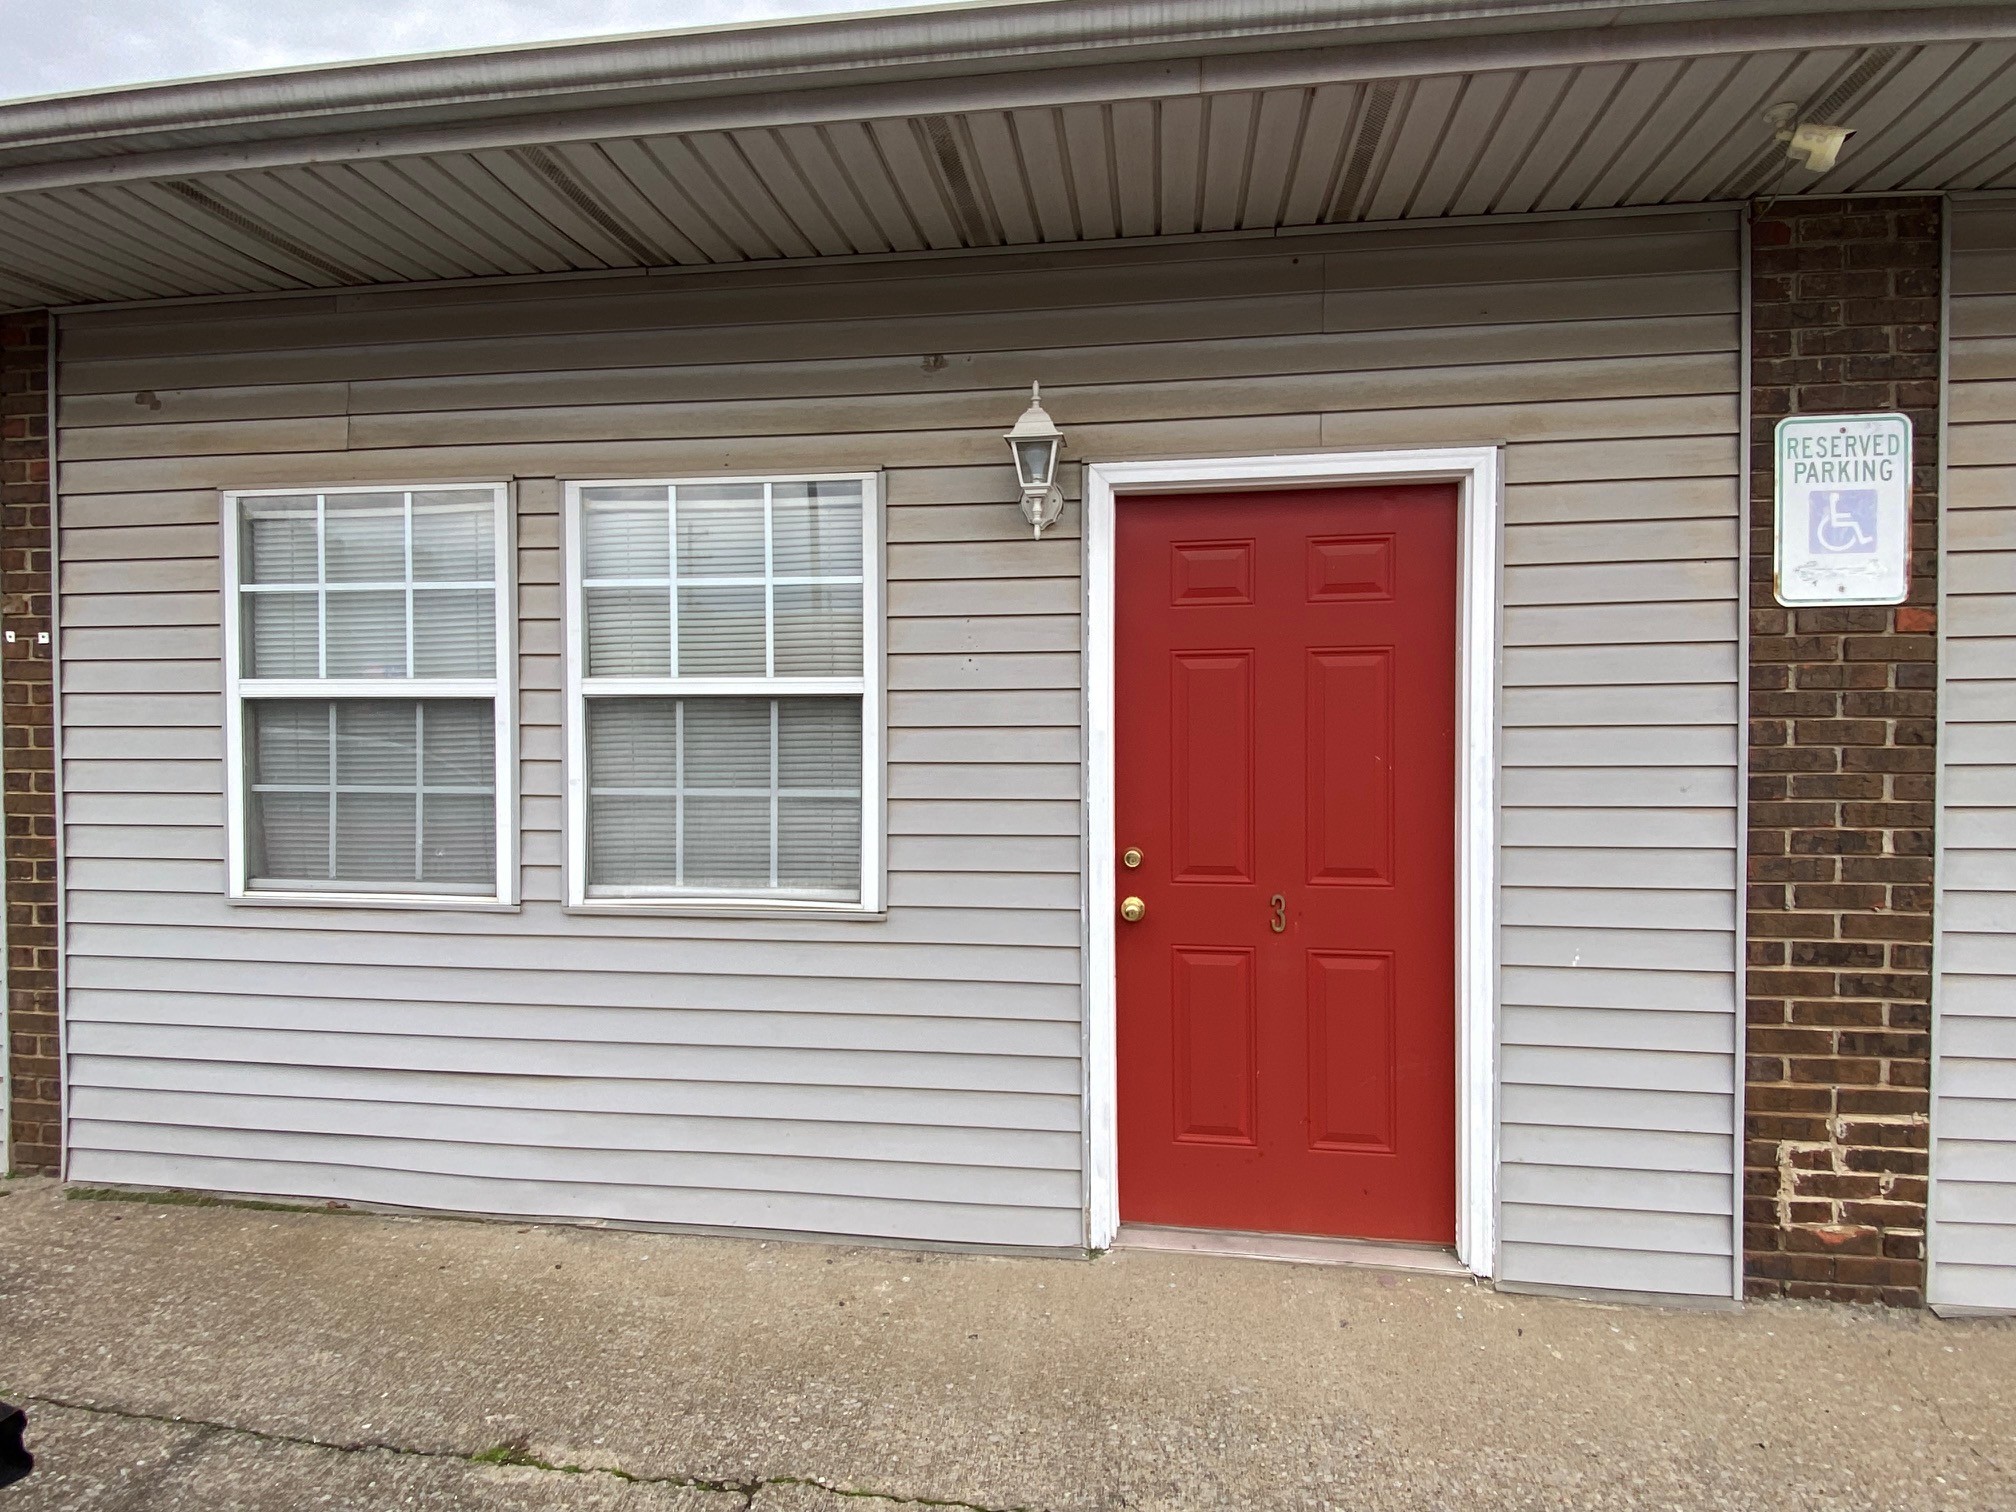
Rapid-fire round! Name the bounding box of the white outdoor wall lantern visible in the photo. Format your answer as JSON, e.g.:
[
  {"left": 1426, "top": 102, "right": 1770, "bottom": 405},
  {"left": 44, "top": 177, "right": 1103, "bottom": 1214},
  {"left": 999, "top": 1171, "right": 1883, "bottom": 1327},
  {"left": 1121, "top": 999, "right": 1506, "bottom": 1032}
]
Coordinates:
[{"left": 1005, "top": 383, "right": 1065, "bottom": 537}]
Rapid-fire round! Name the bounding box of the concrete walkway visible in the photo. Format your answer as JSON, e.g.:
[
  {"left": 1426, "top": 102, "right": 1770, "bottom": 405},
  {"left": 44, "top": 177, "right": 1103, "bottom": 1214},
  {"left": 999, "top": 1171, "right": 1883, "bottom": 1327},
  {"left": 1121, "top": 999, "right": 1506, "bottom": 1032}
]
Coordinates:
[{"left": 0, "top": 1178, "right": 2010, "bottom": 1511}]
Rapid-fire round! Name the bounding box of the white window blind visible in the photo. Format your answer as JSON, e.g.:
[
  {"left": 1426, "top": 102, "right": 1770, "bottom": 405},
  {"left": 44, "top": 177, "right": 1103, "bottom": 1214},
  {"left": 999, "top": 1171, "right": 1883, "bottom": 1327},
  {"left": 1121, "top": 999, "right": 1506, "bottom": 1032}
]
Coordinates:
[
  {"left": 241, "top": 490, "right": 497, "bottom": 679},
  {"left": 247, "top": 700, "right": 497, "bottom": 891},
  {"left": 566, "top": 476, "right": 879, "bottom": 909},
  {"left": 225, "top": 485, "right": 513, "bottom": 902}
]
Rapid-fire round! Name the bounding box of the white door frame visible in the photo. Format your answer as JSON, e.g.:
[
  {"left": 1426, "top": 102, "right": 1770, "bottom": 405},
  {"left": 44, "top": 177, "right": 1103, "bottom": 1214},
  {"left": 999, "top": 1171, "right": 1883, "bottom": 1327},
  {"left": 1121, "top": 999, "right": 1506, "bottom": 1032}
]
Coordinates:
[{"left": 1082, "top": 447, "right": 1503, "bottom": 1276}]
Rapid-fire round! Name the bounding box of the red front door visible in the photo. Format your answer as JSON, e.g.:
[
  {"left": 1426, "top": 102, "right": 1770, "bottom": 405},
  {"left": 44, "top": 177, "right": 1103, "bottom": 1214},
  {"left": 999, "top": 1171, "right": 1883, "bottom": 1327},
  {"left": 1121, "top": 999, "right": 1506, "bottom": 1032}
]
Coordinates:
[{"left": 1115, "top": 484, "right": 1458, "bottom": 1244}]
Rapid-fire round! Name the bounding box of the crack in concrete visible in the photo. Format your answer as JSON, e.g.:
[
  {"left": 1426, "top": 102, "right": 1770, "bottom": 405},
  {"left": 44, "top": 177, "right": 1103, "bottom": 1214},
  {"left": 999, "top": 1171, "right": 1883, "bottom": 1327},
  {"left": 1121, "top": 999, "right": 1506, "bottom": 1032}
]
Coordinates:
[
  {"left": 1884, "top": 1338, "right": 1988, "bottom": 1467},
  {"left": 10, "top": 1392, "right": 750, "bottom": 1498},
  {"left": 764, "top": 1477, "right": 1037, "bottom": 1511},
  {"left": 92, "top": 1419, "right": 225, "bottom": 1512},
  {"left": 7, "top": 1391, "right": 1035, "bottom": 1512}
]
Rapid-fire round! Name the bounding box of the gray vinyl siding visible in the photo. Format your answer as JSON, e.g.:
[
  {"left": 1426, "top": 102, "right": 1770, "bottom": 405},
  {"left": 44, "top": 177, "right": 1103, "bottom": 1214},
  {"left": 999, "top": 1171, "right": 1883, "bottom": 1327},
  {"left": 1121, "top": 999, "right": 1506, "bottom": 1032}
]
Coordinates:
[
  {"left": 1933, "top": 196, "right": 2016, "bottom": 1312},
  {"left": 57, "top": 208, "right": 1741, "bottom": 1286}
]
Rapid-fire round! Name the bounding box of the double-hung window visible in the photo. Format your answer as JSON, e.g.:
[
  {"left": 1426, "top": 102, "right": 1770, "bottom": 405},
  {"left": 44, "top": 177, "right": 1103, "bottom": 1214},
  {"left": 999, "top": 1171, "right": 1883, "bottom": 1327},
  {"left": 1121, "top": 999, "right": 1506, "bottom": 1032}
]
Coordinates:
[
  {"left": 564, "top": 474, "right": 881, "bottom": 911},
  {"left": 223, "top": 484, "right": 515, "bottom": 903}
]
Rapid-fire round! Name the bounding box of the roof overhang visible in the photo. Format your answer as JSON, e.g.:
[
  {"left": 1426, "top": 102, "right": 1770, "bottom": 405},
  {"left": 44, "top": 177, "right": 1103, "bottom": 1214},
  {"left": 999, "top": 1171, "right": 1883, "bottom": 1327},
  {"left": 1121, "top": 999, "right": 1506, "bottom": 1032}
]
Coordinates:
[{"left": 4, "top": 0, "right": 2014, "bottom": 311}]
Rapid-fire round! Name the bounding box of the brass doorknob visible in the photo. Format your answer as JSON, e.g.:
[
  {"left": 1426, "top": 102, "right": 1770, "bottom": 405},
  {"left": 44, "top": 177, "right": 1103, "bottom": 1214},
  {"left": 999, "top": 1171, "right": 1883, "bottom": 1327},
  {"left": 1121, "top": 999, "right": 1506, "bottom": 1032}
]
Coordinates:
[{"left": 1120, "top": 896, "right": 1146, "bottom": 922}]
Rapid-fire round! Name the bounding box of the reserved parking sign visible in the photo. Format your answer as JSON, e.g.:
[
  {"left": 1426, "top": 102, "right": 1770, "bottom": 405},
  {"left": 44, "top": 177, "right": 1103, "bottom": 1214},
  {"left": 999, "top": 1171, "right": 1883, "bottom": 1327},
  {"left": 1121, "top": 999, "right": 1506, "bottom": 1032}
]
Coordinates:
[{"left": 1774, "top": 412, "right": 1914, "bottom": 606}]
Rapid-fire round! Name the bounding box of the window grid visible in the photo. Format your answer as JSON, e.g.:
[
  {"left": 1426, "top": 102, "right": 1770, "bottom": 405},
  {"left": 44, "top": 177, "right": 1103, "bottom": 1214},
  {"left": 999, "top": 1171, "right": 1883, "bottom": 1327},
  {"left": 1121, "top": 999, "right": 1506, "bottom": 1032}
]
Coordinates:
[
  {"left": 240, "top": 489, "right": 498, "bottom": 683},
  {"left": 226, "top": 484, "right": 513, "bottom": 904},
  {"left": 402, "top": 495, "right": 416, "bottom": 682},
  {"left": 576, "top": 480, "right": 865, "bottom": 682},
  {"left": 316, "top": 492, "right": 328, "bottom": 679},
  {"left": 249, "top": 702, "right": 496, "bottom": 887},
  {"left": 567, "top": 474, "right": 879, "bottom": 911},
  {"left": 762, "top": 486, "right": 773, "bottom": 680},
  {"left": 584, "top": 698, "right": 861, "bottom": 892},
  {"left": 768, "top": 701, "right": 777, "bottom": 887}
]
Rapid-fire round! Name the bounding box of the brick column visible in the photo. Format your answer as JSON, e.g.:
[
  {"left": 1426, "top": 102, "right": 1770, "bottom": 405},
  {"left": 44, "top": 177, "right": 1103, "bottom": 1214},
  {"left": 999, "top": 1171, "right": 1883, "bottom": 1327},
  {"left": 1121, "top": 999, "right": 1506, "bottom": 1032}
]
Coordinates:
[
  {"left": 1744, "top": 199, "right": 1940, "bottom": 1306},
  {"left": 1, "top": 310, "right": 57, "bottom": 1175}
]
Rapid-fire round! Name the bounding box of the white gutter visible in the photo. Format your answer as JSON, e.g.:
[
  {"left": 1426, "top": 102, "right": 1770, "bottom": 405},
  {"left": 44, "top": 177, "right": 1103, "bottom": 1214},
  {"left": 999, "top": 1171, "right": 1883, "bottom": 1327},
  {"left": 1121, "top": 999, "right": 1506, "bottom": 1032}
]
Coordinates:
[
  {"left": 0, "top": 0, "right": 1627, "bottom": 148},
  {"left": 0, "top": 0, "right": 2011, "bottom": 196},
  {"left": 0, "top": 0, "right": 1709, "bottom": 145}
]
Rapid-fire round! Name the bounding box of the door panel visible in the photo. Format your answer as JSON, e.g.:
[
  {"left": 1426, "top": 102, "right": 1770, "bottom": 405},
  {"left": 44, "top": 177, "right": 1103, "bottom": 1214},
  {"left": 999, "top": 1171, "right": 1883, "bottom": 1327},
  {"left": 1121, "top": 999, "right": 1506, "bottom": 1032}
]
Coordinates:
[
  {"left": 1307, "top": 648, "right": 1394, "bottom": 884},
  {"left": 1115, "top": 484, "right": 1458, "bottom": 1244},
  {"left": 1172, "top": 947, "right": 1258, "bottom": 1145},
  {"left": 1170, "top": 650, "right": 1255, "bottom": 882},
  {"left": 1306, "top": 950, "right": 1396, "bottom": 1153}
]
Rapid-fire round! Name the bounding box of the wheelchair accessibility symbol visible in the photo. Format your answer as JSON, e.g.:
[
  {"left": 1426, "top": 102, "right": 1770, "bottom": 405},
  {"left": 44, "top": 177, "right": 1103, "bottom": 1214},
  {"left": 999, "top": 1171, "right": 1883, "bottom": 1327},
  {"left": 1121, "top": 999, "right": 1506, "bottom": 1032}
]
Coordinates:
[{"left": 1808, "top": 489, "right": 1878, "bottom": 555}]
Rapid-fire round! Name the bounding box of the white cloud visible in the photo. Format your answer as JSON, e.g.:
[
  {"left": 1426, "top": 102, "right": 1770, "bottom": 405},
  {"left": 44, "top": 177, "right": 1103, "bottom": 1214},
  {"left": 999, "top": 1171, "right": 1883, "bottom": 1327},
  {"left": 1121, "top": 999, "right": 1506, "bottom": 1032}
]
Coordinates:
[{"left": 0, "top": 0, "right": 956, "bottom": 102}]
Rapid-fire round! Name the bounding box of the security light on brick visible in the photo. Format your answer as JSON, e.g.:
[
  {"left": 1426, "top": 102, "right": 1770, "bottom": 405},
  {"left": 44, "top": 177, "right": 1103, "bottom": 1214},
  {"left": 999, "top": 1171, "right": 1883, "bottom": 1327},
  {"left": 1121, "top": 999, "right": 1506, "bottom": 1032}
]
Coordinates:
[{"left": 1005, "top": 383, "right": 1065, "bottom": 538}]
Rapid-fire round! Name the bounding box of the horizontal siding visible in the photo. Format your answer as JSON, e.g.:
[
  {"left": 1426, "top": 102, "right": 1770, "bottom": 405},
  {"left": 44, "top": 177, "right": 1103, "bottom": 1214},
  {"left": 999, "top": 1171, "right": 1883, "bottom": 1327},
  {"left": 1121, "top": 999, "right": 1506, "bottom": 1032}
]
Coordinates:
[
  {"left": 1490, "top": 214, "right": 1741, "bottom": 1297},
  {"left": 1934, "top": 198, "right": 2016, "bottom": 1311},
  {"left": 58, "top": 208, "right": 1739, "bottom": 1281}
]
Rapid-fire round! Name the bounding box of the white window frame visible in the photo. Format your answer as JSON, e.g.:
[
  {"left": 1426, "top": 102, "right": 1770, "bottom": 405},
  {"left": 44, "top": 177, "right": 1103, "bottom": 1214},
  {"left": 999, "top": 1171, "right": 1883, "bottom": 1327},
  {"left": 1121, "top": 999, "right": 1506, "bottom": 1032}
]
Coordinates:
[
  {"left": 562, "top": 472, "right": 884, "bottom": 915},
  {"left": 220, "top": 481, "right": 519, "bottom": 908}
]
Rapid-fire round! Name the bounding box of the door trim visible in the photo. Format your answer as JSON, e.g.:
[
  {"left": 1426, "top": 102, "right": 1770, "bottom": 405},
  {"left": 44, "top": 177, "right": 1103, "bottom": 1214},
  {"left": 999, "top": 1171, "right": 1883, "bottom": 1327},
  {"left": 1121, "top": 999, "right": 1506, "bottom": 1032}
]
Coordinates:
[{"left": 1084, "top": 447, "right": 1502, "bottom": 1276}]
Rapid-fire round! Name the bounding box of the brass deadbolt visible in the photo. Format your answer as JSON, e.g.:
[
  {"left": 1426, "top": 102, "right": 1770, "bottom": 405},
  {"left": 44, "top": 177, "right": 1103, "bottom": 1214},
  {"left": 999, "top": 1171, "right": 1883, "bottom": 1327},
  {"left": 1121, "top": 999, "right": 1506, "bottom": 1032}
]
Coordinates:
[{"left": 1121, "top": 847, "right": 1144, "bottom": 869}]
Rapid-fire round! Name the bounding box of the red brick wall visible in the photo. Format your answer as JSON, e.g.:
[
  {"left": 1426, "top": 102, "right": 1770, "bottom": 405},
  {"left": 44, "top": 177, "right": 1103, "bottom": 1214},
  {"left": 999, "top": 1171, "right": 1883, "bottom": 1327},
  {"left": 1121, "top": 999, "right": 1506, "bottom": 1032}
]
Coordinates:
[
  {"left": 1744, "top": 198, "right": 1940, "bottom": 1305},
  {"left": 0, "top": 310, "right": 57, "bottom": 1175}
]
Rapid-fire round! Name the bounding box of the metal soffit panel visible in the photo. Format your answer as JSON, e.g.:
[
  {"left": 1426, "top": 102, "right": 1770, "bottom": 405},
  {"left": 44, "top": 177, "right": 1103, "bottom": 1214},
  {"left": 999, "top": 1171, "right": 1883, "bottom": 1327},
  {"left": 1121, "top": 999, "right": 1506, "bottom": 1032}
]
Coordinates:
[{"left": 4, "top": 38, "right": 2016, "bottom": 310}]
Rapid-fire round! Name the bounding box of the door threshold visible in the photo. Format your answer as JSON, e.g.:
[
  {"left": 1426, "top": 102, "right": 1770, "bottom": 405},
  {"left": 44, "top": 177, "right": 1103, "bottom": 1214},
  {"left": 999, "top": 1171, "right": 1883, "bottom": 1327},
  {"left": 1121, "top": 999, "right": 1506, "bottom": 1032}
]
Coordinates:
[{"left": 1114, "top": 1223, "right": 1469, "bottom": 1276}]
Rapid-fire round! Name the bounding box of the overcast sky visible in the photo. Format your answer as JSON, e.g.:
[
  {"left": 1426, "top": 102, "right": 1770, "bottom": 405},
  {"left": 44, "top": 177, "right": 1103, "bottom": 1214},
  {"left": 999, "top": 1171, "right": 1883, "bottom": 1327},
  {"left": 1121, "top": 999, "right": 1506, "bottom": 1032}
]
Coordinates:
[{"left": 0, "top": 0, "right": 958, "bottom": 102}]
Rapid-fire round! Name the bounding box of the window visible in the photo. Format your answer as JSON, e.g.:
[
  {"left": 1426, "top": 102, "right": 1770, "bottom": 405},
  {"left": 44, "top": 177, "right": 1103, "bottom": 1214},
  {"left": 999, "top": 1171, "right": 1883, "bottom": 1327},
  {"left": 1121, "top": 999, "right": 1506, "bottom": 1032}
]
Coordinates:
[
  {"left": 564, "top": 475, "right": 881, "bottom": 910},
  {"left": 222, "top": 484, "right": 515, "bottom": 903}
]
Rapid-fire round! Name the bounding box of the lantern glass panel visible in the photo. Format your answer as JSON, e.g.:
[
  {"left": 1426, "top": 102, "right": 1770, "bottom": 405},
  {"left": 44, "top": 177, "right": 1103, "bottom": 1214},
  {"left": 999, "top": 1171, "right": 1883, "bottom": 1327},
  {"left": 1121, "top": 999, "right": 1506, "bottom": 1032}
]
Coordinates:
[{"left": 1013, "top": 436, "right": 1059, "bottom": 490}]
